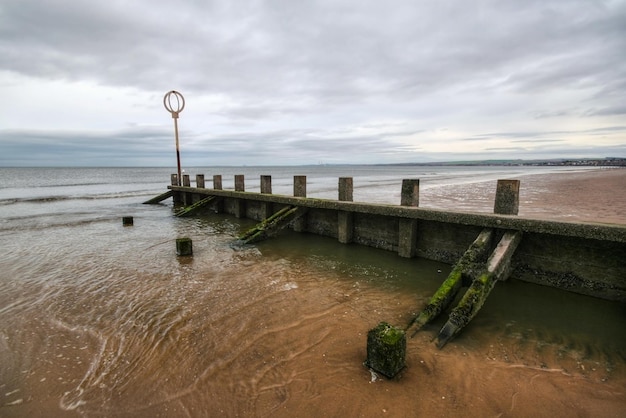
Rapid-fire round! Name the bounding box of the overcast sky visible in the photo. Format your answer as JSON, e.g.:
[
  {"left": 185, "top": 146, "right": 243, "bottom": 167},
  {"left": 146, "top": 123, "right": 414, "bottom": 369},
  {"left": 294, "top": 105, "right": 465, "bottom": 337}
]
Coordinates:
[{"left": 1, "top": 0, "right": 625, "bottom": 167}]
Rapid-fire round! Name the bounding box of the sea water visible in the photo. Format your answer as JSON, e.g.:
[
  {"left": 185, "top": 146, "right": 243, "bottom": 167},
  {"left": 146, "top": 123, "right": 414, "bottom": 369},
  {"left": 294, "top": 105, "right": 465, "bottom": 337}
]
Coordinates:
[{"left": 0, "top": 166, "right": 624, "bottom": 416}]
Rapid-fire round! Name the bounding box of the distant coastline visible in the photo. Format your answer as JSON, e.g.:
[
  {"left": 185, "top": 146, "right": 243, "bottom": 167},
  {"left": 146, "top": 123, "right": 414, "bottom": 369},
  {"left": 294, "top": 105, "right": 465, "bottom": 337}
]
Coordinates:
[{"left": 376, "top": 157, "right": 626, "bottom": 167}]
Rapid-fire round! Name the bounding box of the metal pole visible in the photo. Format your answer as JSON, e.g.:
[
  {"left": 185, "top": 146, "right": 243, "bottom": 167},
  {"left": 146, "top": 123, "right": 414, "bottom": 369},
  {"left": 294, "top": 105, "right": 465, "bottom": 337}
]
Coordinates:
[
  {"left": 163, "top": 91, "right": 185, "bottom": 187},
  {"left": 174, "top": 117, "right": 181, "bottom": 186}
]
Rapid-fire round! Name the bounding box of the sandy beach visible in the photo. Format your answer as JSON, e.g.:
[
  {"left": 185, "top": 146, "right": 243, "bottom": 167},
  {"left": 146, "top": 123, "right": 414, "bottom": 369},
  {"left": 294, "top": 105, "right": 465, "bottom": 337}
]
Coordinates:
[
  {"left": 518, "top": 167, "right": 626, "bottom": 224},
  {"left": 420, "top": 167, "right": 626, "bottom": 225},
  {"left": 1, "top": 166, "right": 624, "bottom": 417}
]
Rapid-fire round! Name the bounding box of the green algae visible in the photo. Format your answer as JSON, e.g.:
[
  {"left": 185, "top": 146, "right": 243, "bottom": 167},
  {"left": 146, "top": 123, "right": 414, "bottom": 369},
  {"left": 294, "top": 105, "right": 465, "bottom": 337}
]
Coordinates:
[
  {"left": 365, "top": 322, "right": 406, "bottom": 378},
  {"left": 407, "top": 229, "right": 494, "bottom": 336}
]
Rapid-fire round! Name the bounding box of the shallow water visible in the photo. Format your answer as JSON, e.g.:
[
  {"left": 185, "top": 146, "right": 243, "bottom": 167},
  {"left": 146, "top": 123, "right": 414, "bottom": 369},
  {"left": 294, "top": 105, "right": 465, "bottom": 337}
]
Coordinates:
[{"left": 1, "top": 166, "right": 624, "bottom": 416}]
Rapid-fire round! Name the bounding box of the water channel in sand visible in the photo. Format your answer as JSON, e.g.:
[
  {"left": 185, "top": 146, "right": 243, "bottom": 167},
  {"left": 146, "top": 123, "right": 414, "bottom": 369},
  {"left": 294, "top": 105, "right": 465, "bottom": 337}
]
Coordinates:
[{"left": 1, "top": 166, "right": 624, "bottom": 416}]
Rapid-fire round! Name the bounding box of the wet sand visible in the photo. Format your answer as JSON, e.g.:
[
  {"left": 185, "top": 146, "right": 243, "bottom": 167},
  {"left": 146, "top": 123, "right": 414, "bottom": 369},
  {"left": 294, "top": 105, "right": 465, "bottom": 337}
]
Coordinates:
[
  {"left": 518, "top": 167, "right": 626, "bottom": 224},
  {"left": 421, "top": 167, "right": 626, "bottom": 225}
]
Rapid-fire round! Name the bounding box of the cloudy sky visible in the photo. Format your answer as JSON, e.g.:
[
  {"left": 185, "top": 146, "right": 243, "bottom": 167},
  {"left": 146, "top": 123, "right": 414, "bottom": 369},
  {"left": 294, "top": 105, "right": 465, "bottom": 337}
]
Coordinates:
[{"left": 1, "top": 0, "right": 625, "bottom": 167}]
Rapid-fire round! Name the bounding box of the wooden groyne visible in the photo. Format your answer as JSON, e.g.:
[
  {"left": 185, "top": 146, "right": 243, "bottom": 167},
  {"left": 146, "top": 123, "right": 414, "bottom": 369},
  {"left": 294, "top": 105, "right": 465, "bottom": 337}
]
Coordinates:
[{"left": 145, "top": 173, "right": 626, "bottom": 343}]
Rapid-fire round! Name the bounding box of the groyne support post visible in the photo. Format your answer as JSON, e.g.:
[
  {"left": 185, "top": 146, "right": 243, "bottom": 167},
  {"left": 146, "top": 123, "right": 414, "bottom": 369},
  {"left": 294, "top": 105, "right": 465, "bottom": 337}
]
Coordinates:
[
  {"left": 338, "top": 177, "right": 354, "bottom": 244},
  {"left": 196, "top": 174, "right": 205, "bottom": 188},
  {"left": 398, "top": 179, "right": 420, "bottom": 258},
  {"left": 407, "top": 228, "right": 494, "bottom": 336},
  {"left": 293, "top": 176, "right": 307, "bottom": 232},
  {"left": 234, "top": 175, "right": 246, "bottom": 218},
  {"left": 494, "top": 179, "right": 520, "bottom": 215},
  {"left": 171, "top": 174, "right": 183, "bottom": 205},
  {"left": 436, "top": 230, "right": 523, "bottom": 348},
  {"left": 212, "top": 175, "right": 224, "bottom": 212},
  {"left": 182, "top": 174, "right": 192, "bottom": 205},
  {"left": 365, "top": 322, "right": 406, "bottom": 379},
  {"left": 176, "top": 237, "right": 193, "bottom": 256},
  {"left": 260, "top": 175, "right": 273, "bottom": 219},
  {"left": 213, "top": 175, "right": 223, "bottom": 190}
]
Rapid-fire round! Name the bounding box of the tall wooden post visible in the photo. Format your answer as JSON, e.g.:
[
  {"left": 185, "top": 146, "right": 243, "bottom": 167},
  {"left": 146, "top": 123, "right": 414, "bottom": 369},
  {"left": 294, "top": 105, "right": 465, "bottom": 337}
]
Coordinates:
[
  {"left": 260, "top": 175, "right": 273, "bottom": 219},
  {"left": 171, "top": 173, "right": 182, "bottom": 205},
  {"left": 294, "top": 176, "right": 307, "bottom": 198},
  {"left": 196, "top": 174, "right": 205, "bottom": 188},
  {"left": 494, "top": 180, "right": 520, "bottom": 215},
  {"left": 213, "top": 175, "right": 222, "bottom": 190},
  {"left": 338, "top": 177, "right": 354, "bottom": 244},
  {"left": 213, "top": 175, "right": 223, "bottom": 213},
  {"left": 293, "top": 176, "right": 307, "bottom": 231},
  {"left": 398, "top": 179, "right": 419, "bottom": 258},
  {"left": 234, "top": 175, "right": 245, "bottom": 218}
]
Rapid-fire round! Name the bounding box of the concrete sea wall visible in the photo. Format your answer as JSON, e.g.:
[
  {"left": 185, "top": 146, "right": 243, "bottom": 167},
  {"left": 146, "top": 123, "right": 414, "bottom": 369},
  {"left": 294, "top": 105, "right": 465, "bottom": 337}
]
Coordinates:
[{"left": 166, "top": 173, "right": 626, "bottom": 303}]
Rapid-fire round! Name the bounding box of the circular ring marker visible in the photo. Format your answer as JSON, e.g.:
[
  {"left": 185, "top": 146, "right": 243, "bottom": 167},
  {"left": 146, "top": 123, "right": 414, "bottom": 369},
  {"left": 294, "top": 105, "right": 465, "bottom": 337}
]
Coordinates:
[{"left": 163, "top": 90, "right": 185, "bottom": 118}]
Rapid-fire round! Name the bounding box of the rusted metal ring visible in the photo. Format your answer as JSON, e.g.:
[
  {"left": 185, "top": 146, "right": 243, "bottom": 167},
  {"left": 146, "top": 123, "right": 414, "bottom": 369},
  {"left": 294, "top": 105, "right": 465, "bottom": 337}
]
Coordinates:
[{"left": 163, "top": 90, "right": 185, "bottom": 118}]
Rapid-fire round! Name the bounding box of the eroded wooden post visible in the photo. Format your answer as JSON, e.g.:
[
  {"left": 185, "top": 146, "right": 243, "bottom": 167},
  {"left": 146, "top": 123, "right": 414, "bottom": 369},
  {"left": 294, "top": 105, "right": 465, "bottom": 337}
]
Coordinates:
[
  {"left": 234, "top": 175, "right": 245, "bottom": 218},
  {"left": 213, "top": 175, "right": 223, "bottom": 213},
  {"left": 171, "top": 174, "right": 182, "bottom": 205},
  {"left": 401, "top": 179, "right": 419, "bottom": 207},
  {"left": 338, "top": 177, "right": 354, "bottom": 244},
  {"left": 293, "top": 176, "right": 307, "bottom": 232},
  {"left": 294, "top": 175, "right": 307, "bottom": 198},
  {"left": 398, "top": 179, "right": 419, "bottom": 258},
  {"left": 494, "top": 179, "right": 520, "bottom": 215},
  {"left": 365, "top": 322, "right": 406, "bottom": 379},
  {"left": 176, "top": 237, "right": 193, "bottom": 256},
  {"left": 213, "top": 175, "right": 223, "bottom": 190},
  {"left": 182, "top": 174, "right": 192, "bottom": 205},
  {"left": 196, "top": 174, "right": 205, "bottom": 188},
  {"left": 235, "top": 175, "right": 245, "bottom": 192},
  {"left": 260, "top": 175, "right": 273, "bottom": 219}
]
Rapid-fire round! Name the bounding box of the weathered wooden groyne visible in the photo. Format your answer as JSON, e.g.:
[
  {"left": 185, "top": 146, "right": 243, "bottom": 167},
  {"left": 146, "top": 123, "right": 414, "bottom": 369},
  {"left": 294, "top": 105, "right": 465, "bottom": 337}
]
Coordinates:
[{"left": 145, "top": 172, "right": 626, "bottom": 344}]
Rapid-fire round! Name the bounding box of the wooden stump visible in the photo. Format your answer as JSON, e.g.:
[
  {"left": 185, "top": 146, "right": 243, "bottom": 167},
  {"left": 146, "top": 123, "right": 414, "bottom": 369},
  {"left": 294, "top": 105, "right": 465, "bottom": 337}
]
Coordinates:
[
  {"left": 365, "top": 322, "right": 406, "bottom": 378},
  {"left": 176, "top": 238, "right": 193, "bottom": 256}
]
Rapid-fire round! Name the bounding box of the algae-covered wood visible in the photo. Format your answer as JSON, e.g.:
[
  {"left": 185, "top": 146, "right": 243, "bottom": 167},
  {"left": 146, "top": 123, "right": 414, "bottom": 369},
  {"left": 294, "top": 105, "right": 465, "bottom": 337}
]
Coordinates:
[{"left": 407, "top": 229, "right": 494, "bottom": 337}]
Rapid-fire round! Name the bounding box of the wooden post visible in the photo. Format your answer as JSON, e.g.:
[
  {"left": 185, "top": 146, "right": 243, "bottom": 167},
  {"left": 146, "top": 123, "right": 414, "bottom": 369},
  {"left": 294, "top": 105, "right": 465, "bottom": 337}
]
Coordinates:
[
  {"left": 494, "top": 179, "right": 520, "bottom": 215},
  {"left": 176, "top": 237, "right": 193, "bottom": 256},
  {"left": 213, "top": 175, "right": 223, "bottom": 190},
  {"left": 196, "top": 174, "right": 205, "bottom": 188},
  {"left": 365, "top": 322, "right": 406, "bottom": 379},
  {"left": 401, "top": 179, "right": 419, "bottom": 207},
  {"left": 293, "top": 176, "right": 307, "bottom": 231},
  {"left": 260, "top": 175, "right": 272, "bottom": 219},
  {"left": 171, "top": 174, "right": 182, "bottom": 205},
  {"left": 213, "top": 175, "right": 223, "bottom": 213},
  {"left": 235, "top": 175, "right": 245, "bottom": 192},
  {"left": 338, "top": 177, "right": 353, "bottom": 201},
  {"left": 234, "top": 175, "right": 245, "bottom": 218},
  {"left": 182, "top": 174, "right": 192, "bottom": 205},
  {"left": 294, "top": 175, "right": 307, "bottom": 197},
  {"left": 260, "top": 175, "right": 272, "bottom": 194},
  {"left": 122, "top": 216, "right": 133, "bottom": 226},
  {"left": 398, "top": 179, "right": 419, "bottom": 258},
  {"left": 338, "top": 177, "right": 354, "bottom": 244}
]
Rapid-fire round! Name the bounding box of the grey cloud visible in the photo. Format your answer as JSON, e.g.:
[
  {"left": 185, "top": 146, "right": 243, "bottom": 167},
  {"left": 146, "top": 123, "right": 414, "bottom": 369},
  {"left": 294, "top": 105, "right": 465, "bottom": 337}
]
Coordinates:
[
  {"left": 584, "top": 105, "right": 626, "bottom": 117},
  {"left": 0, "top": 0, "right": 624, "bottom": 166}
]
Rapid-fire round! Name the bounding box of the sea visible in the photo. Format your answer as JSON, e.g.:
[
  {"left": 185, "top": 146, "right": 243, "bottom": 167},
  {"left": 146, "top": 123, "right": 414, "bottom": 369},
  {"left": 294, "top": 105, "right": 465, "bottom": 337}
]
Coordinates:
[{"left": 1, "top": 165, "right": 624, "bottom": 417}]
